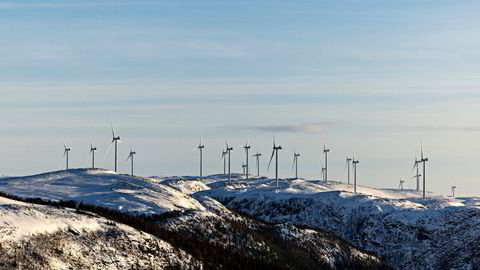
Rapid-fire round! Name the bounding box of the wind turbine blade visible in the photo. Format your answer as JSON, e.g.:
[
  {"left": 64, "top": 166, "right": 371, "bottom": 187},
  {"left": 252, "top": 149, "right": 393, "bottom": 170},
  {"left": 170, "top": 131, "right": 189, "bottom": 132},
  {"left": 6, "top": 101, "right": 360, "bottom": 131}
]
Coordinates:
[
  {"left": 420, "top": 139, "right": 424, "bottom": 160},
  {"left": 411, "top": 161, "right": 418, "bottom": 173},
  {"left": 111, "top": 125, "right": 115, "bottom": 138},
  {"left": 267, "top": 149, "right": 275, "bottom": 171},
  {"left": 104, "top": 142, "right": 114, "bottom": 159},
  {"left": 292, "top": 156, "right": 296, "bottom": 171}
]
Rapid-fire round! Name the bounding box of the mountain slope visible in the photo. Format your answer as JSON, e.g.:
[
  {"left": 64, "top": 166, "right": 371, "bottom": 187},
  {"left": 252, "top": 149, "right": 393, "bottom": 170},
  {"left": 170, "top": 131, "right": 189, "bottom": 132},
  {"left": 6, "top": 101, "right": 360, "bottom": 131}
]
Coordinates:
[
  {"left": 0, "top": 170, "right": 391, "bottom": 270},
  {"left": 0, "top": 196, "right": 200, "bottom": 269},
  {"left": 197, "top": 177, "right": 480, "bottom": 269}
]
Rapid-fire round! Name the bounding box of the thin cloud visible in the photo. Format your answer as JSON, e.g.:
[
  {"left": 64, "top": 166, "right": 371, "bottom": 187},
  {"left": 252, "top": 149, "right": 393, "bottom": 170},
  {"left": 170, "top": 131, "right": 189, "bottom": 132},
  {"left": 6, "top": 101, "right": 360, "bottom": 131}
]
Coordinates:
[{"left": 222, "top": 122, "right": 334, "bottom": 134}]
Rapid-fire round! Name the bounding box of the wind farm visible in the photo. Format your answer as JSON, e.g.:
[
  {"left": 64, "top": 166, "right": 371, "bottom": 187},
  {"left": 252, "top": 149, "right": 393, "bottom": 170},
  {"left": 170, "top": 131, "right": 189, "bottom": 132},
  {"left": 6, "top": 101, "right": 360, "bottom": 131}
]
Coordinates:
[{"left": 2, "top": 1, "right": 480, "bottom": 269}]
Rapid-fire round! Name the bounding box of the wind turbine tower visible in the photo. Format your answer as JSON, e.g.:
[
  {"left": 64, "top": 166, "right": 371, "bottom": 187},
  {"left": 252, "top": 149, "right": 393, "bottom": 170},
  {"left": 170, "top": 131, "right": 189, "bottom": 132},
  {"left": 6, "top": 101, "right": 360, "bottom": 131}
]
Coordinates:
[
  {"left": 352, "top": 157, "right": 359, "bottom": 193},
  {"left": 195, "top": 139, "right": 205, "bottom": 178},
  {"left": 63, "top": 143, "right": 71, "bottom": 170},
  {"left": 420, "top": 144, "right": 429, "bottom": 199},
  {"left": 242, "top": 163, "right": 247, "bottom": 176},
  {"left": 127, "top": 149, "right": 136, "bottom": 176},
  {"left": 253, "top": 152, "right": 262, "bottom": 177},
  {"left": 399, "top": 179, "right": 405, "bottom": 190},
  {"left": 110, "top": 127, "right": 121, "bottom": 172},
  {"left": 451, "top": 186, "right": 456, "bottom": 198},
  {"left": 323, "top": 145, "right": 330, "bottom": 182},
  {"left": 225, "top": 140, "right": 233, "bottom": 183},
  {"left": 90, "top": 143, "right": 97, "bottom": 169},
  {"left": 292, "top": 152, "right": 300, "bottom": 179},
  {"left": 411, "top": 156, "right": 421, "bottom": 191},
  {"left": 346, "top": 157, "right": 352, "bottom": 185},
  {"left": 222, "top": 149, "right": 228, "bottom": 175},
  {"left": 268, "top": 136, "right": 282, "bottom": 189},
  {"left": 242, "top": 139, "right": 251, "bottom": 180}
]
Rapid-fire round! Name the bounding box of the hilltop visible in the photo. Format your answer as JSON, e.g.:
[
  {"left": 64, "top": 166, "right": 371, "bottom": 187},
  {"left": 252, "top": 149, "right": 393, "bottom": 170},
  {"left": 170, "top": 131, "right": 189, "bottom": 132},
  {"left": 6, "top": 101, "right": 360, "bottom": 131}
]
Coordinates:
[{"left": 0, "top": 169, "right": 389, "bottom": 270}]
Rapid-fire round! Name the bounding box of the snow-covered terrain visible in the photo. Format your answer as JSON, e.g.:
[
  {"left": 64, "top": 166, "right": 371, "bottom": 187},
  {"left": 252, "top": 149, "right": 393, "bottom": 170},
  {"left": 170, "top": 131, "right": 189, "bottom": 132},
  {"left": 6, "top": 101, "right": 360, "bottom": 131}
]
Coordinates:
[
  {"left": 7, "top": 168, "right": 478, "bottom": 269},
  {"left": 197, "top": 177, "right": 480, "bottom": 269},
  {"left": 0, "top": 196, "right": 199, "bottom": 269},
  {"left": 0, "top": 168, "right": 205, "bottom": 214},
  {"left": 0, "top": 169, "right": 389, "bottom": 269}
]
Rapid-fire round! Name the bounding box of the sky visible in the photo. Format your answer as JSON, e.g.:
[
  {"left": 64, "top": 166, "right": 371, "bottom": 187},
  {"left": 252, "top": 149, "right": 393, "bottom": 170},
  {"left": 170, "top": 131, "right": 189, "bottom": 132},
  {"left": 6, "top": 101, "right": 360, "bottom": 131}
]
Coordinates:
[{"left": 1, "top": 0, "right": 480, "bottom": 196}]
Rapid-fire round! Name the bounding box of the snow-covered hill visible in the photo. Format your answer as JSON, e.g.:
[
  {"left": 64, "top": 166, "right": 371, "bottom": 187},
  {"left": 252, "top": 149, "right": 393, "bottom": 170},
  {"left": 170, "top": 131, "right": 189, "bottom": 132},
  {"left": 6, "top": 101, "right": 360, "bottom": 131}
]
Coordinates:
[
  {"left": 0, "top": 168, "right": 205, "bottom": 214},
  {"left": 197, "top": 177, "right": 480, "bottom": 269},
  {"left": 0, "top": 169, "right": 390, "bottom": 269},
  {"left": 0, "top": 196, "right": 199, "bottom": 269}
]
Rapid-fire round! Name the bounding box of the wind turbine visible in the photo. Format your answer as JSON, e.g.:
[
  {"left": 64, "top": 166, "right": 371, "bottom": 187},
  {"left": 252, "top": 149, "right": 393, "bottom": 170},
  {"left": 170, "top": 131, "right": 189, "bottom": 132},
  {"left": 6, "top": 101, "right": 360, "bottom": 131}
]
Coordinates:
[
  {"left": 242, "top": 163, "right": 247, "bottom": 176},
  {"left": 221, "top": 149, "right": 228, "bottom": 175},
  {"left": 253, "top": 152, "right": 262, "bottom": 177},
  {"left": 127, "top": 149, "right": 136, "bottom": 176},
  {"left": 90, "top": 141, "right": 97, "bottom": 169},
  {"left": 451, "top": 186, "right": 456, "bottom": 198},
  {"left": 267, "top": 135, "right": 282, "bottom": 189},
  {"left": 242, "top": 139, "right": 251, "bottom": 180},
  {"left": 323, "top": 145, "right": 330, "bottom": 182},
  {"left": 63, "top": 143, "right": 71, "bottom": 170},
  {"left": 420, "top": 143, "right": 429, "bottom": 199},
  {"left": 292, "top": 152, "right": 300, "bottom": 179},
  {"left": 352, "top": 157, "right": 359, "bottom": 193},
  {"left": 108, "top": 126, "right": 121, "bottom": 172},
  {"left": 194, "top": 138, "right": 205, "bottom": 178},
  {"left": 225, "top": 139, "right": 233, "bottom": 184},
  {"left": 346, "top": 157, "right": 352, "bottom": 185},
  {"left": 411, "top": 155, "right": 421, "bottom": 191},
  {"left": 399, "top": 179, "right": 405, "bottom": 190}
]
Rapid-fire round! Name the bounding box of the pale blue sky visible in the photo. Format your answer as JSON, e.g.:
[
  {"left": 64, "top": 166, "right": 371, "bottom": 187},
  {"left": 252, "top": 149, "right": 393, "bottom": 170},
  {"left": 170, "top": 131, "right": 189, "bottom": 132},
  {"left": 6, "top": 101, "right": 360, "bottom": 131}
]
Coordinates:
[{"left": 2, "top": 0, "right": 480, "bottom": 195}]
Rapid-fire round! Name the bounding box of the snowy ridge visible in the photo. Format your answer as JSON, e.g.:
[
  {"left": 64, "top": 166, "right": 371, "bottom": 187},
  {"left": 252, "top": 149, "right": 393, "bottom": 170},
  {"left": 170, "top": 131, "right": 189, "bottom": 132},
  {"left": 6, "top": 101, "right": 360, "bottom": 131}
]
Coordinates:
[
  {"left": 197, "top": 177, "right": 480, "bottom": 269},
  {"left": 0, "top": 168, "right": 205, "bottom": 214},
  {"left": 0, "top": 170, "right": 390, "bottom": 269}
]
